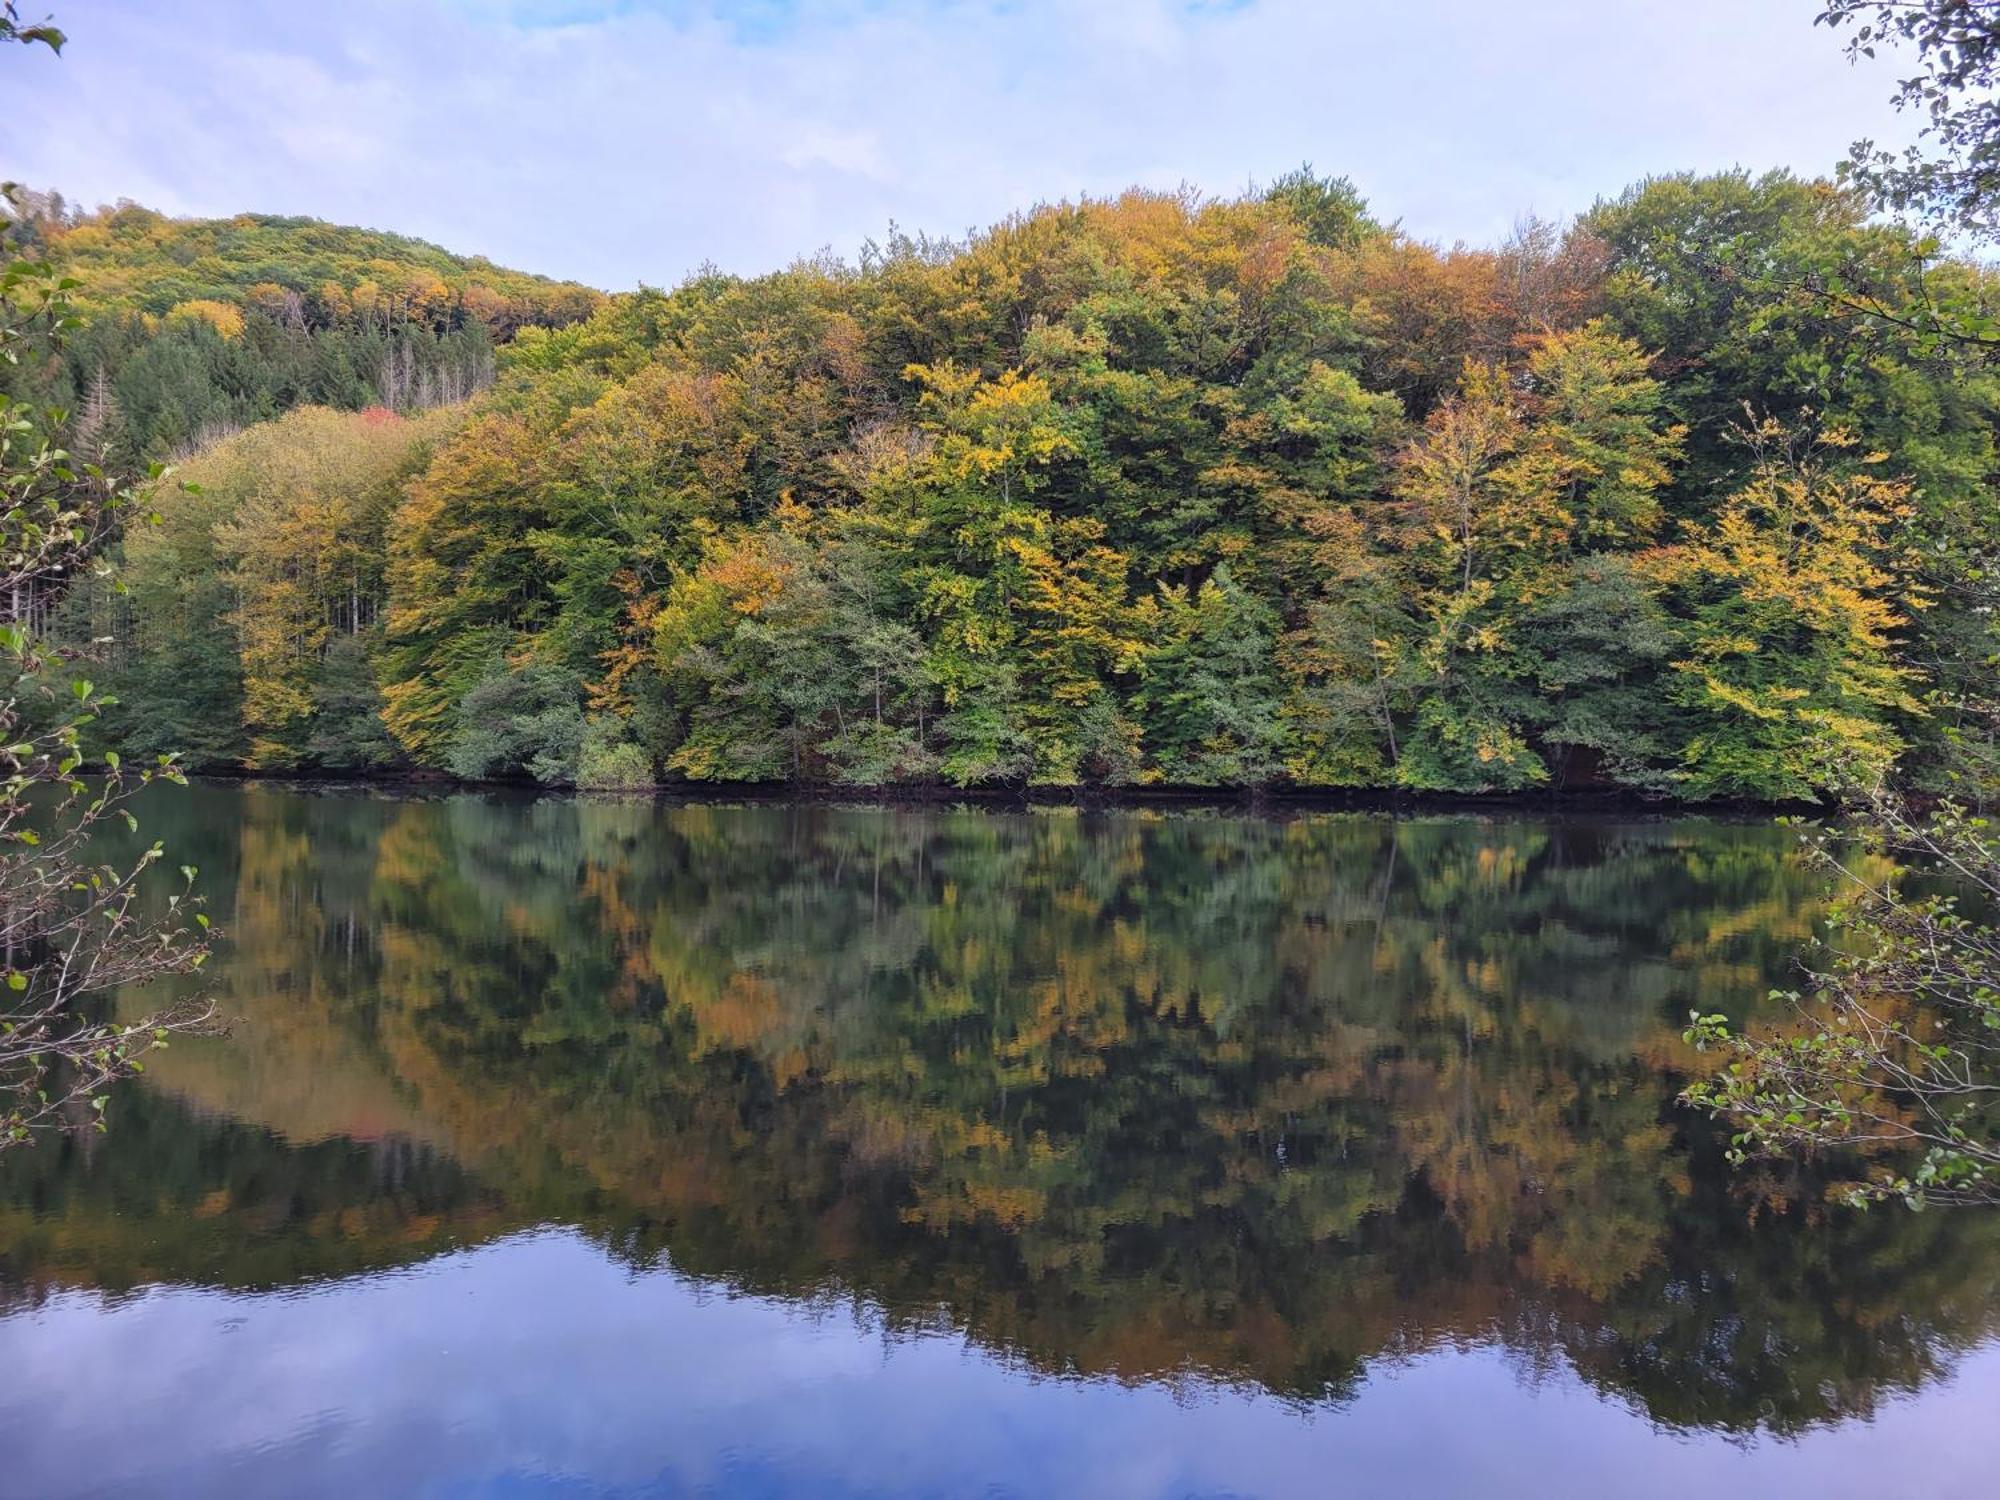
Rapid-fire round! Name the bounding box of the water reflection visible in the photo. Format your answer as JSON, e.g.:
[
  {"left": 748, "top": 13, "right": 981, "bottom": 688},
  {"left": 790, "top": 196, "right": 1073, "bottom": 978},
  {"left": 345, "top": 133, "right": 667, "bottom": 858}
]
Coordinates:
[{"left": 3, "top": 788, "right": 1998, "bottom": 1495}]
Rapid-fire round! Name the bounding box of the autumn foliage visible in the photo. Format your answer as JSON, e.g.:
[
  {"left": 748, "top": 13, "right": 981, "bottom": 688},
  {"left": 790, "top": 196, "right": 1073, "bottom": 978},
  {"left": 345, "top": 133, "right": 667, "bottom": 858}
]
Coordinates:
[{"left": 72, "top": 171, "right": 2000, "bottom": 798}]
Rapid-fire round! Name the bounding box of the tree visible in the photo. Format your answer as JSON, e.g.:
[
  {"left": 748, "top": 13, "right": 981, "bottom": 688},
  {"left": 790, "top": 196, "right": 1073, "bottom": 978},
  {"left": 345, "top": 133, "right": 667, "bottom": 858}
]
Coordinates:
[
  {"left": 1263, "top": 165, "right": 1379, "bottom": 249},
  {"left": 378, "top": 390, "right": 583, "bottom": 761},
  {"left": 208, "top": 405, "right": 458, "bottom": 767},
  {"left": 305, "top": 634, "right": 400, "bottom": 770},
  {"left": 1643, "top": 424, "right": 1924, "bottom": 801},
  {"left": 654, "top": 523, "right": 852, "bottom": 782},
  {"left": 1385, "top": 326, "right": 1684, "bottom": 791},
  {"left": 1279, "top": 524, "right": 1414, "bottom": 787},
  {"left": 100, "top": 440, "right": 247, "bottom": 768},
  {"left": 444, "top": 661, "right": 587, "bottom": 784},
  {"left": 1133, "top": 565, "right": 1286, "bottom": 786},
  {"left": 1386, "top": 359, "right": 1541, "bottom": 790},
  {"left": 815, "top": 505, "right": 936, "bottom": 783},
  {"left": 902, "top": 362, "right": 1088, "bottom": 785}
]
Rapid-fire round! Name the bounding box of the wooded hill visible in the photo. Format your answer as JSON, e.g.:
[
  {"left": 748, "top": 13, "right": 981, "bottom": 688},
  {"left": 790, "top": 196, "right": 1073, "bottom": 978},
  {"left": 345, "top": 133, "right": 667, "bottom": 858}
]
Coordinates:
[
  {"left": 48, "top": 169, "right": 2000, "bottom": 799},
  {"left": 1, "top": 194, "right": 601, "bottom": 457}
]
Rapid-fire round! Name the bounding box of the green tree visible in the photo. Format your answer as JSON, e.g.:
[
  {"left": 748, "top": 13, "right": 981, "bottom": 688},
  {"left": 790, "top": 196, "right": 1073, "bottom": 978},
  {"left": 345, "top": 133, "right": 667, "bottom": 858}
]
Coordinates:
[
  {"left": 1132, "top": 564, "right": 1286, "bottom": 785},
  {"left": 1386, "top": 326, "right": 1683, "bottom": 791},
  {"left": 444, "top": 660, "right": 588, "bottom": 785}
]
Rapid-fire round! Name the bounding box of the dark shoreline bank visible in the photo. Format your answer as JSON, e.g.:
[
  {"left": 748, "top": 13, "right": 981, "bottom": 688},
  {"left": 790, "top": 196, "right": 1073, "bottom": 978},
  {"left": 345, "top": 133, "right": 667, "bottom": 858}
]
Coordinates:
[{"left": 183, "top": 767, "right": 1818, "bottom": 820}]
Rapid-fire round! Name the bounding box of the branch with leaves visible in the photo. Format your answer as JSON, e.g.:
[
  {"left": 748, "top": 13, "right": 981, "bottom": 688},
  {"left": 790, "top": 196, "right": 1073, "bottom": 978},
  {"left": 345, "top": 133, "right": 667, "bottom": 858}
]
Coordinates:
[
  {"left": 1, "top": 400, "right": 215, "bottom": 1136},
  {"left": 1685, "top": 780, "right": 2000, "bottom": 1207},
  {"left": 0, "top": 1, "right": 62, "bottom": 53},
  {"left": 1, "top": 402, "right": 217, "bottom": 1141},
  {"left": 2, "top": 93, "right": 215, "bottom": 1142},
  {"left": 1820, "top": 2, "right": 2000, "bottom": 238}
]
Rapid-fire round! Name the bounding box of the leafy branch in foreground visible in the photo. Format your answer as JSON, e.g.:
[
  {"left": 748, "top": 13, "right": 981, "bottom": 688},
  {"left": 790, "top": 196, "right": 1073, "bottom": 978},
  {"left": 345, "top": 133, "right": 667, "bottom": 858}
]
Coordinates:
[
  {"left": 1819, "top": 1, "right": 2000, "bottom": 242},
  {"left": 0, "top": 2, "right": 62, "bottom": 54},
  {"left": 1, "top": 393, "right": 217, "bottom": 1142},
  {"left": 3, "top": 141, "right": 215, "bottom": 1141},
  {"left": 0, "top": 719, "right": 215, "bottom": 1142},
  {"left": 1685, "top": 783, "right": 2000, "bottom": 1207}
]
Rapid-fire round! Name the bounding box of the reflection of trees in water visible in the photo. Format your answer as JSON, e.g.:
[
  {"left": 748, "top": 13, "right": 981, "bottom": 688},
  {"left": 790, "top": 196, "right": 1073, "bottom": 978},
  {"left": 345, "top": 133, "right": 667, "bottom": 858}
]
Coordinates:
[
  {"left": 6, "top": 788, "right": 1999, "bottom": 1433},
  {"left": 0, "top": 1085, "right": 504, "bottom": 1305}
]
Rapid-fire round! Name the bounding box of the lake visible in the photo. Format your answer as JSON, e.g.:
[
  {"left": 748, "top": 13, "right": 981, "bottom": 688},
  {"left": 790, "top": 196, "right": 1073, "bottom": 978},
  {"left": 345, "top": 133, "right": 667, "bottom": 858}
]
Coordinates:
[{"left": 2, "top": 785, "right": 1995, "bottom": 1498}]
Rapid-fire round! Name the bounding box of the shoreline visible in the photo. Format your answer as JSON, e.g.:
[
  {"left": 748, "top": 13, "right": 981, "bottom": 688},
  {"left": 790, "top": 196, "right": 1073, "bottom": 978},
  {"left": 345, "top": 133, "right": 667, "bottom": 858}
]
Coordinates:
[{"left": 183, "top": 767, "right": 1818, "bottom": 820}]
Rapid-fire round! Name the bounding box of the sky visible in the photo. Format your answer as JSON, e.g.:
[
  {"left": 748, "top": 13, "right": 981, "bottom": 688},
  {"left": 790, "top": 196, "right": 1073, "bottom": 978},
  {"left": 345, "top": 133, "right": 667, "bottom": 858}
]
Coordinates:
[{"left": 3, "top": 0, "right": 1925, "bottom": 291}]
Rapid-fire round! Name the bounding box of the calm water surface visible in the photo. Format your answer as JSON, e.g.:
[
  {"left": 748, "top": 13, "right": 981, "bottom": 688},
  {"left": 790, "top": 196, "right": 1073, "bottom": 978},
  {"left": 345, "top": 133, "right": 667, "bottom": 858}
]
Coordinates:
[{"left": 2, "top": 786, "right": 1996, "bottom": 1498}]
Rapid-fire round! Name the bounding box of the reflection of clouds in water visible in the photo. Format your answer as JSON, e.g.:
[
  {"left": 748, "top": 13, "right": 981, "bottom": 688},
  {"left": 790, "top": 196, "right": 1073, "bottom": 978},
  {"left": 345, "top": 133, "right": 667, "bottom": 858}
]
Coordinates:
[
  {"left": 27, "top": 793, "right": 1996, "bottom": 1434},
  {"left": 9, "top": 791, "right": 1993, "bottom": 1492},
  {"left": 3, "top": 1227, "right": 1995, "bottom": 1500}
]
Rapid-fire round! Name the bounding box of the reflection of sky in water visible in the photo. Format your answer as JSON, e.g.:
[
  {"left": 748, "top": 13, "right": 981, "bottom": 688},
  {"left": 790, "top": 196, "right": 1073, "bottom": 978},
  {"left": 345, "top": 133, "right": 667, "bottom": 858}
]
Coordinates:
[{"left": 4, "top": 1228, "right": 1994, "bottom": 1500}]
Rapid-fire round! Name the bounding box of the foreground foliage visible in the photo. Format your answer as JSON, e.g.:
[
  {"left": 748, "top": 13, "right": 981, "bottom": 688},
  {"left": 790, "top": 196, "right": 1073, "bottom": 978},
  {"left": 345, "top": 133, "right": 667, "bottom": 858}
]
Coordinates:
[
  {"left": 1819, "top": 0, "right": 2000, "bottom": 246},
  {"left": 1688, "top": 788, "right": 2000, "bottom": 1206},
  {"left": 2, "top": 13, "right": 212, "bottom": 1144}
]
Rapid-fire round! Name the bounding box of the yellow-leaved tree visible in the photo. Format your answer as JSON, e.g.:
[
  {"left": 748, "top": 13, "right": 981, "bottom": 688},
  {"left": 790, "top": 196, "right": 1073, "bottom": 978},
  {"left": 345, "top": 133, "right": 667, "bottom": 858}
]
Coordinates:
[
  {"left": 204, "top": 405, "right": 463, "bottom": 767},
  {"left": 1642, "top": 424, "right": 1925, "bottom": 800}
]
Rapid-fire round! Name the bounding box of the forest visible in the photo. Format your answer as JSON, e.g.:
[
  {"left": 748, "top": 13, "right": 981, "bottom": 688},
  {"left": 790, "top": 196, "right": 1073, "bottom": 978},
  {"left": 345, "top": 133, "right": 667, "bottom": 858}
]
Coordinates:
[
  {"left": 14, "top": 167, "right": 2000, "bottom": 799},
  {"left": 0, "top": 194, "right": 601, "bottom": 457}
]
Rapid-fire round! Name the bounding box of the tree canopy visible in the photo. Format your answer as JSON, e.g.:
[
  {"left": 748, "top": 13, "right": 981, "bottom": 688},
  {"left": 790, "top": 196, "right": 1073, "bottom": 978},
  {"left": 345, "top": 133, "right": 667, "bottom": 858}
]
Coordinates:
[
  {"left": 0, "top": 196, "right": 600, "bottom": 461},
  {"left": 30, "top": 168, "right": 1999, "bottom": 801}
]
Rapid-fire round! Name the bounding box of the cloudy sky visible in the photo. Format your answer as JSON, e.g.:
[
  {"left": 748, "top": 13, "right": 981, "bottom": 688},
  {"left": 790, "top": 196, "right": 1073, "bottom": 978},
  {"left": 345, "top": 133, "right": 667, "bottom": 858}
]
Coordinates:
[{"left": 5, "top": 1, "right": 1919, "bottom": 290}]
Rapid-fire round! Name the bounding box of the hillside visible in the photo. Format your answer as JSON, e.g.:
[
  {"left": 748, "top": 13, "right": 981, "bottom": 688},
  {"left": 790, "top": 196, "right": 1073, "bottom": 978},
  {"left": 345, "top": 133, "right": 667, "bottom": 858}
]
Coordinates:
[
  {"left": 5, "top": 193, "right": 602, "bottom": 331},
  {"left": 0, "top": 193, "right": 603, "bottom": 457}
]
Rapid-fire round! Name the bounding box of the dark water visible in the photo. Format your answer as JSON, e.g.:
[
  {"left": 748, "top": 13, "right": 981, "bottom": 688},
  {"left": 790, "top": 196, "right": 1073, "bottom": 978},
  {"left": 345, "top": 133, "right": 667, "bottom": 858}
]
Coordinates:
[{"left": 2, "top": 786, "right": 1996, "bottom": 1498}]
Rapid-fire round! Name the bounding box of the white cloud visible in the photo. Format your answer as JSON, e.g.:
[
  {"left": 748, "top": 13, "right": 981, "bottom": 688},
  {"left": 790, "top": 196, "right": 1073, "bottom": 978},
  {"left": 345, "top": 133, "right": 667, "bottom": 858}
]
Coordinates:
[{"left": 1, "top": 0, "right": 1924, "bottom": 289}]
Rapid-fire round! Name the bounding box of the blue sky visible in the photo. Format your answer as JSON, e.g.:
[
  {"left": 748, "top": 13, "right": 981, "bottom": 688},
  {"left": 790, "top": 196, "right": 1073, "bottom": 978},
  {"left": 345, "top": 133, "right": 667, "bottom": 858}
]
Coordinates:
[{"left": 4, "top": 1, "right": 1922, "bottom": 290}]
